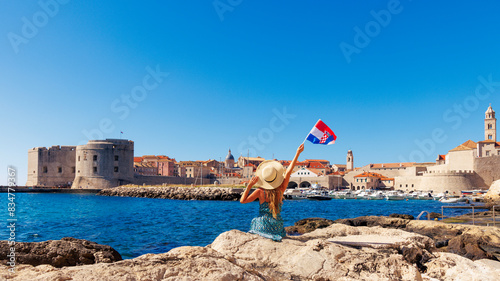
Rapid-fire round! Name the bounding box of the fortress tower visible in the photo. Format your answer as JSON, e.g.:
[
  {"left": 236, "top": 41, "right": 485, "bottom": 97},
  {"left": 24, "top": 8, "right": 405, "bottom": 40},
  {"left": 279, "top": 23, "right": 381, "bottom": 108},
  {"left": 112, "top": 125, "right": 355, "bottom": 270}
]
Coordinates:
[
  {"left": 72, "top": 139, "right": 134, "bottom": 189},
  {"left": 485, "top": 104, "right": 496, "bottom": 141},
  {"left": 346, "top": 150, "right": 354, "bottom": 171}
]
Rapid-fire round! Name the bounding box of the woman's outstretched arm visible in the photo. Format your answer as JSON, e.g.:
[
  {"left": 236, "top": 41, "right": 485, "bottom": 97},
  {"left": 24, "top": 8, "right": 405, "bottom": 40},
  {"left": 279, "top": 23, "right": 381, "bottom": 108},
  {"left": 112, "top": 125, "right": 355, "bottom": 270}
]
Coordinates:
[
  {"left": 240, "top": 176, "right": 262, "bottom": 203},
  {"left": 281, "top": 144, "right": 305, "bottom": 191}
]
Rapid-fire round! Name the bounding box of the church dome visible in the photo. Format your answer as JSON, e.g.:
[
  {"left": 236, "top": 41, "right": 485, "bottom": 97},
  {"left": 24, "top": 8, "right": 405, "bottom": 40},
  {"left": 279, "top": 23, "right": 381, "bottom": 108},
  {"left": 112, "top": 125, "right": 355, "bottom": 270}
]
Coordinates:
[{"left": 226, "top": 149, "right": 234, "bottom": 161}]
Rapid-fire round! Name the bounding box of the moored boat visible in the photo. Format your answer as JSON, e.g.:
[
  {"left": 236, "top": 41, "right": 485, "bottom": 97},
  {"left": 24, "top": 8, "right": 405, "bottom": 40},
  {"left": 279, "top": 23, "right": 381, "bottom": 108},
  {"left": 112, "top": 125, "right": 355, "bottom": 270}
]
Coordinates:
[
  {"left": 307, "top": 190, "right": 332, "bottom": 200},
  {"left": 439, "top": 196, "right": 468, "bottom": 203},
  {"left": 385, "top": 191, "right": 406, "bottom": 200},
  {"left": 336, "top": 190, "right": 356, "bottom": 199},
  {"left": 284, "top": 188, "right": 308, "bottom": 200},
  {"left": 368, "top": 191, "right": 385, "bottom": 200}
]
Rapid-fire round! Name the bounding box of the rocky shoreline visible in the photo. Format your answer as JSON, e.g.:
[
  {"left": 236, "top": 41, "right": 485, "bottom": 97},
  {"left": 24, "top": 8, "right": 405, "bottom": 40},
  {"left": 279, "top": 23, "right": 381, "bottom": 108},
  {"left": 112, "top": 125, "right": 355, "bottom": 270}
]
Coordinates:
[
  {"left": 2, "top": 216, "right": 499, "bottom": 280},
  {"left": 97, "top": 185, "right": 243, "bottom": 201}
]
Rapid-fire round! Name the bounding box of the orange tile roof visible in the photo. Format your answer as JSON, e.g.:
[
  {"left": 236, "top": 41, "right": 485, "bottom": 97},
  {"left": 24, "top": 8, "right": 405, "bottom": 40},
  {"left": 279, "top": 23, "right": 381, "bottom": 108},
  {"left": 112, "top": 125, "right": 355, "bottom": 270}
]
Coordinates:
[
  {"left": 449, "top": 140, "right": 477, "bottom": 152},
  {"left": 308, "top": 162, "right": 326, "bottom": 169},
  {"left": 355, "top": 172, "right": 376, "bottom": 178},
  {"left": 354, "top": 172, "right": 392, "bottom": 180},
  {"left": 437, "top": 154, "right": 446, "bottom": 161},
  {"left": 134, "top": 157, "right": 143, "bottom": 162}
]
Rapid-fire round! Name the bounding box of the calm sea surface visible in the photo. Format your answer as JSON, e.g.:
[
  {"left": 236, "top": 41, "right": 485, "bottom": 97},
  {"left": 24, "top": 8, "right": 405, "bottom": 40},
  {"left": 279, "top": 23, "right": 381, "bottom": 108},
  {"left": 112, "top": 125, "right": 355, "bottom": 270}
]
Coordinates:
[{"left": 1, "top": 193, "right": 479, "bottom": 259}]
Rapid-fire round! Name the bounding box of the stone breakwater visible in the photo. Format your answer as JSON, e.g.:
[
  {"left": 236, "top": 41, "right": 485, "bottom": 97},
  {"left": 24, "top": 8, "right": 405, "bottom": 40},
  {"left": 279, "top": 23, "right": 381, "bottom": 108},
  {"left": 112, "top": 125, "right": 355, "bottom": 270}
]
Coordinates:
[
  {"left": 3, "top": 221, "right": 500, "bottom": 280},
  {"left": 97, "top": 186, "right": 242, "bottom": 201}
]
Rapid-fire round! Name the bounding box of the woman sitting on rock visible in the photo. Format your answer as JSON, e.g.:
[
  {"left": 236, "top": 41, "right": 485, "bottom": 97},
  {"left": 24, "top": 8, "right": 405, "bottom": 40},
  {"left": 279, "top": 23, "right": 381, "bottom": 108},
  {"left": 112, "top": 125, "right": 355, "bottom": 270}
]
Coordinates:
[{"left": 240, "top": 144, "right": 304, "bottom": 241}]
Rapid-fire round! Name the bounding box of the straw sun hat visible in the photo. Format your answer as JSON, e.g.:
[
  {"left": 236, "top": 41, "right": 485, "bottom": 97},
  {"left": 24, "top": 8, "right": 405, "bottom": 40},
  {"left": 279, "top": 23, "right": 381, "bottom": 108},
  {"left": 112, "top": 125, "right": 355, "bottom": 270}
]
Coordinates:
[{"left": 255, "top": 160, "right": 285, "bottom": 190}]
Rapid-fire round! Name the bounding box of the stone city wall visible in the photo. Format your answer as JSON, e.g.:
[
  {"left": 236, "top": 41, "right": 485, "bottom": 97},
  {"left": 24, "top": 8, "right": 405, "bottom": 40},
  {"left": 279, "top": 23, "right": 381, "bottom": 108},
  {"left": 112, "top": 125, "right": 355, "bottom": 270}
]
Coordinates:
[{"left": 474, "top": 155, "right": 500, "bottom": 188}]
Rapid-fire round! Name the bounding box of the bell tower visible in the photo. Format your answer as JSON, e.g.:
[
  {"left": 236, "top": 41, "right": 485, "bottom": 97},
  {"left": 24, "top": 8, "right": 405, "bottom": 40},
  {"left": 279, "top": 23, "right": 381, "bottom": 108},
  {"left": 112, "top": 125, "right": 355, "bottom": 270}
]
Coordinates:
[
  {"left": 485, "top": 104, "right": 496, "bottom": 141},
  {"left": 346, "top": 150, "right": 353, "bottom": 171}
]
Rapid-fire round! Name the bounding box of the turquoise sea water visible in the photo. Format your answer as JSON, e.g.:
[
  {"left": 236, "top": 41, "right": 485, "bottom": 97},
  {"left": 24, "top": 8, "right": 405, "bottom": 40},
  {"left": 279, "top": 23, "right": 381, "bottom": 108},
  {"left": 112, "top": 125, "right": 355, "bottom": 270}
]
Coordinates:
[{"left": 1, "top": 193, "right": 479, "bottom": 259}]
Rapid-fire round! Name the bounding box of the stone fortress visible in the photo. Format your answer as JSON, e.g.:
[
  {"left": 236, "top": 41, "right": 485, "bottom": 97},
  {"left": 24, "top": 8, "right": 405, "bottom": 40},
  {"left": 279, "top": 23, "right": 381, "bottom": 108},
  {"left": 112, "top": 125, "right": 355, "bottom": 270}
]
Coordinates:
[
  {"left": 27, "top": 139, "right": 135, "bottom": 189},
  {"left": 26, "top": 105, "right": 499, "bottom": 193}
]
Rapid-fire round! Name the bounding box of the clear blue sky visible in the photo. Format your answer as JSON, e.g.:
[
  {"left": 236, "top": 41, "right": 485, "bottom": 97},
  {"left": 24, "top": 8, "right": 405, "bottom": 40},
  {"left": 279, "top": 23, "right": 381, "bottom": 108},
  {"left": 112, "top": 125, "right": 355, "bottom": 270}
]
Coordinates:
[{"left": 2, "top": 0, "right": 500, "bottom": 185}]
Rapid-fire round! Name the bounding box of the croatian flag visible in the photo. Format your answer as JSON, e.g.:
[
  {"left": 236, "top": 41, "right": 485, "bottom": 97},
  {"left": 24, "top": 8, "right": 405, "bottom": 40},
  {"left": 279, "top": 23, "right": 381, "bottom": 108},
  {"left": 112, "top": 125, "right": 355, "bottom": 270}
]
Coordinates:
[{"left": 305, "top": 119, "right": 337, "bottom": 145}]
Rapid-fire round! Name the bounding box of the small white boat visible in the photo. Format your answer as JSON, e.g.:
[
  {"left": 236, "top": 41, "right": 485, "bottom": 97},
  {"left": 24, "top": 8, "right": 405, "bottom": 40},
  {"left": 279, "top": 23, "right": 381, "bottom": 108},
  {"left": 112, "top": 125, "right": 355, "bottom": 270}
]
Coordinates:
[
  {"left": 368, "top": 191, "right": 385, "bottom": 200},
  {"left": 432, "top": 192, "right": 446, "bottom": 201},
  {"left": 336, "top": 190, "right": 356, "bottom": 199},
  {"left": 439, "top": 196, "right": 468, "bottom": 203},
  {"left": 385, "top": 191, "right": 406, "bottom": 200},
  {"left": 284, "top": 189, "right": 307, "bottom": 200},
  {"left": 356, "top": 190, "right": 373, "bottom": 200},
  {"left": 307, "top": 190, "right": 332, "bottom": 200},
  {"left": 417, "top": 191, "right": 434, "bottom": 200},
  {"left": 406, "top": 192, "right": 419, "bottom": 200}
]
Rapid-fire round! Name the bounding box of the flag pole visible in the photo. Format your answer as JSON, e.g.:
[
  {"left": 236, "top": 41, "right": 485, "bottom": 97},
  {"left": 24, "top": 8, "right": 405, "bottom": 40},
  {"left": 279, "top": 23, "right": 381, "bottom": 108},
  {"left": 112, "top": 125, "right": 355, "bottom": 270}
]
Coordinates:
[{"left": 302, "top": 134, "right": 308, "bottom": 145}]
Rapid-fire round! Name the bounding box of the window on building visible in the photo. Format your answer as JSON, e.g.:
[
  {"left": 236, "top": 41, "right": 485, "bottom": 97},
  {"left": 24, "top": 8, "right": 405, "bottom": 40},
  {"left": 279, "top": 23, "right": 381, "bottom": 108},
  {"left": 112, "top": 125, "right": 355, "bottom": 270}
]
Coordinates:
[
  {"left": 77, "top": 170, "right": 80, "bottom": 173},
  {"left": 93, "top": 167, "right": 97, "bottom": 173},
  {"left": 488, "top": 124, "right": 493, "bottom": 129},
  {"left": 72, "top": 167, "right": 76, "bottom": 173},
  {"left": 486, "top": 151, "right": 490, "bottom": 156},
  {"left": 93, "top": 155, "right": 97, "bottom": 161},
  {"left": 78, "top": 156, "right": 80, "bottom": 161},
  {"left": 58, "top": 167, "right": 62, "bottom": 173},
  {"left": 43, "top": 166, "right": 47, "bottom": 173},
  {"left": 115, "top": 155, "right": 119, "bottom": 161},
  {"left": 412, "top": 184, "right": 414, "bottom": 187},
  {"left": 498, "top": 151, "right": 500, "bottom": 156},
  {"left": 489, "top": 135, "right": 493, "bottom": 140}
]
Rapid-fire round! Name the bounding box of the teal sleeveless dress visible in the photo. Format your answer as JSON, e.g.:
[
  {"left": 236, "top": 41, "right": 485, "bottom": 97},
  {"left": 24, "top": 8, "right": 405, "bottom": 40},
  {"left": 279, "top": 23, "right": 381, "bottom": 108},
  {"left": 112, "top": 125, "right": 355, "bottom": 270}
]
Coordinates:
[{"left": 249, "top": 202, "right": 286, "bottom": 241}]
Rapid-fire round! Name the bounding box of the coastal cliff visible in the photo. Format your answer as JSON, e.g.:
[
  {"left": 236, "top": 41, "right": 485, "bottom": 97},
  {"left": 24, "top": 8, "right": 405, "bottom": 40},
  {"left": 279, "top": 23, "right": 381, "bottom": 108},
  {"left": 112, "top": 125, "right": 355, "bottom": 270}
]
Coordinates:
[
  {"left": 97, "top": 185, "right": 242, "bottom": 201},
  {"left": 2, "top": 220, "right": 500, "bottom": 280}
]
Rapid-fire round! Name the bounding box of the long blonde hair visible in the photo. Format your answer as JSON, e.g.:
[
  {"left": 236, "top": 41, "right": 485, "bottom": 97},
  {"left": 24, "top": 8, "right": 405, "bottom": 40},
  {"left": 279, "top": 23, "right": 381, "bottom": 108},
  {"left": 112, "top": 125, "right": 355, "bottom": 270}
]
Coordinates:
[{"left": 264, "top": 187, "right": 284, "bottom": 219}]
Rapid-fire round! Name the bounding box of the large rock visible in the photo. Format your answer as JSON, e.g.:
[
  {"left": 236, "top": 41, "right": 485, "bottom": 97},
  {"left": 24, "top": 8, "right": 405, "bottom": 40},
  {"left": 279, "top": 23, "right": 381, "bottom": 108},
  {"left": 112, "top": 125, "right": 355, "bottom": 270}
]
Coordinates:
[
  {"left": 425, "top": 252, "right": 500, "bottom": 280},
  {"left": 2, "top": 224, "right": 500, "bottom": 280},
  {"left": 285, "top": 217, "right": 335, "bottom": 234},
  {"left": 335, "top": 215, "right": 411, "bottom": 229},
  {"left": 334, "top": 216, "right": 500, "bottom": 261},
  {"left": 0, "top": 237, "right": 122, "bottom": 268},
  {"left": 484, "top": 179, "right": 500, "bottom": 204}
]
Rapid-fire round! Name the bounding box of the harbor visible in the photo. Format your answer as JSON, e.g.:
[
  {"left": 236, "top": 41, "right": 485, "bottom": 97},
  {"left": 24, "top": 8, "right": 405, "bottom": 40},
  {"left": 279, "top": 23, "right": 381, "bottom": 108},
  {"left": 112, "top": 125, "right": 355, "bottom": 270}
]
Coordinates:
[{"left": 284, "top": 187, "right": 487, "bottom": 203}]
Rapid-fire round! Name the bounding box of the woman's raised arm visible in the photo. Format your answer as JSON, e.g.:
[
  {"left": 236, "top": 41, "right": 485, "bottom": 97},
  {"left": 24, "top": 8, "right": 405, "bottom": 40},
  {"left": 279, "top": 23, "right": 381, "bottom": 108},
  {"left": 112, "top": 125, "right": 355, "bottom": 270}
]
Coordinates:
[
  {"left": 240, "top": 176, "right": 262, "bottom": 203},
  {"left": 281, "top": 144, "right": 304, "bottom": 190}
]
